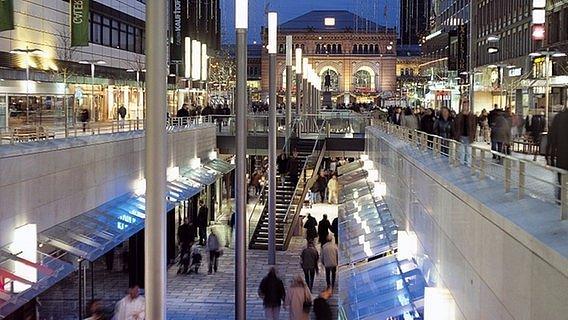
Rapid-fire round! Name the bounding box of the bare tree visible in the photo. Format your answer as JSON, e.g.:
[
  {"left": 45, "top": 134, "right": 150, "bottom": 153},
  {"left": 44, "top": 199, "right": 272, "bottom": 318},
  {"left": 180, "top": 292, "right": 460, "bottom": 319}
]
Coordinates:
[
  {"left": 52, "top": 27, "right": 78, "bottom": 137},
  {"left": 208, "top": 48, "right": 236, "bottom": 106}
]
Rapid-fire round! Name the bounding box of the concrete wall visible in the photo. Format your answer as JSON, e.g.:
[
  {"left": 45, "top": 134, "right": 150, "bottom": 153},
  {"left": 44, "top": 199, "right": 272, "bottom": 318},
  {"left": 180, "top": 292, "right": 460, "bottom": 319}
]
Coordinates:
[
  {"left": 366, "top": 127, "right": 568, "bottom": 320},
  {"left": 0, "top": 124, "right": 216, "bottom": 247}
]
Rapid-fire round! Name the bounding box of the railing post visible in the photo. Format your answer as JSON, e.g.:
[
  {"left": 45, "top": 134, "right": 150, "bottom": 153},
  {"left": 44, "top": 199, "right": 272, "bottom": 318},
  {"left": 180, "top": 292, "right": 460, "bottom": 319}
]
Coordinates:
[
  {"left": 504, "top": 157, "right": 511, "bottom": 193},
  {"left": 562, "top": 173, "right": 567, "bottom": 220},
  {"left": 449, "top": 141, "right": 457, "bottom": 166},
  {"left": 518, "top": 161, "right": 526, "bottom": 199},
  {"left": 479, "top": 149, "right": 486, "bottom": 179},
  {"left": 471, "top": 147, "right": 477, "bottom": 173}
]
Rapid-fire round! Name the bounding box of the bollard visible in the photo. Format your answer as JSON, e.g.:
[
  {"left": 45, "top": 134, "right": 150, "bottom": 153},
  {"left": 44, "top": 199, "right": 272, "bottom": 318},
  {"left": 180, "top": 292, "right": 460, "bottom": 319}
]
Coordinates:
[
  {"left": 471, "top": 147, "right": 477, "bottom": 174},
  {"left": 562, "top": 173, "right": 567, "bottom": 220},
  {"left": 504, "top": 157, "right": 511, "bottom": 193},
  {"left": 479, "top": 149, "right": 486, "bottom": 179},
  {"left": 518, "top": 161, "right": 526, "bottom": 199}
]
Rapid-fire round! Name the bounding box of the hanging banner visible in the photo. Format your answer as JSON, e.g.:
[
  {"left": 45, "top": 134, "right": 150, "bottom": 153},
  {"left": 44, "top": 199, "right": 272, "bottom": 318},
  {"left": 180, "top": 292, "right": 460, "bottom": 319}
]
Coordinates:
[
  {"left": 70, "top": 0, "right": 89, "bottom": 47},
  {"left": 0, "top": 0, "right": 14, "bottom": 32}
]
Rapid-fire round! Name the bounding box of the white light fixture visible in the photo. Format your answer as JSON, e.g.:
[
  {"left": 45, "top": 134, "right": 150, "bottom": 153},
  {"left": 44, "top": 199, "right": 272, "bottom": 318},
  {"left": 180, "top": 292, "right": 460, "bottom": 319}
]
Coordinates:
[
  {"left": 367, "top": 169, "right": 379, "bottom": 182},
  {"left": 373, "top": 181, "right": 387, "bottom": 197},
  {"left": 191, "top": 40, "right": 201, "bottom": 80},
  {"left": 134, "top": 178, "right": 146, "bottom": 196},
  {"left": 363, "top": 160, "right": 374, "bottom": 171},
  {"left": 532, "top": 9, "right": 546, "bottom": 24},
  {"left": 201, "top": 43, "right": 208, "bottom": 81},
  {"left": 267, "top": 12, "right": 278, "bottom": 54},
  {"left": 487, "top": 35, "right": 500, "bottom": 42},
  {"left": 533, "top": 0, "right": 546, "bottom": 8},
  {"left": 9, "top": 224, "right": 37, "bottom": 293},
  {"left": 189, "top": 157, "right": 201, "bottom": 169},
  {"left": 424, "top": 287, "right": 456, "bottom": 320},
  {"left": 397, "top": 230, "right": 418, "bottom": 261},
  {"left": 552, "top": 52, "right": 567, "bottom": 58},
  {"left": 295, "top": 48, "right": 303, "bottom": 74},
  {"left": 324, "top": 17, "right": 336, "bottom": 26},
  {"left": 208, "top": 150, "right": 218, "bottom": 160},
  {"left": 302, "top": 58, "right": 309, "bottom": 80},
  {"left": 235, "top": 0, "right": 248, "bottom": 29},
  {"left": 167, "top": 167, "right": 180, "bottom": 182},
  {"left": 529, "top": 52, "right": 542, "bottom": 58},
  {"left": 184, "top": 37, "right": 192, "bottom": 79},
  {"left": 487, "top": 47, "right": 499, "bottom": 54},
  {"left": 360, "top": 154, "right": 369, "bottom": 161},
  {"left": 286, "top": 36, "right": 293, "bottom": 66}
]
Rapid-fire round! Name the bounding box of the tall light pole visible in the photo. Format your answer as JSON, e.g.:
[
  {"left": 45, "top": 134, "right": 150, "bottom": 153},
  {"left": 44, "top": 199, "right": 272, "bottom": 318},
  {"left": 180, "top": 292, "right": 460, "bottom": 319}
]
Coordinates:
[
  {"left": 235, "top": 0, "right": 248, "bottom": 318},
  {"left": 10, "top": 47, "right": 44, "bottom": 124},
  {"left": 295, "top": 48, "right": 303, "bottom": 118},
  {"left": 302, "top": 57, "right": 309, "bottom": 119},
  {"left": 144, "top": 0, "right": 167, "bottom": 318},
  {"left": 79, "top": 60, "right": 106, "bottom": 126},
  {"left": 285, "top": 35, "right": 293, "bottom": 154},
  {"left": 267, "top": 11, "right": 278, "bottom": 266},
  {"left": 530, "top": 49, "right": 566, "bottom": 131}
]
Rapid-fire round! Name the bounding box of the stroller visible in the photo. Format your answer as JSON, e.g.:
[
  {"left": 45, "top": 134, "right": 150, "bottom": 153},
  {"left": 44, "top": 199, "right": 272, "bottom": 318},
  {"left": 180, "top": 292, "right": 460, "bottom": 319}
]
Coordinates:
[
  {"left": 189, "top": 247, "right": 202, "bottom": 274},
  {"left": 177, "top": 243, "right": 192, "bottom": 274}
]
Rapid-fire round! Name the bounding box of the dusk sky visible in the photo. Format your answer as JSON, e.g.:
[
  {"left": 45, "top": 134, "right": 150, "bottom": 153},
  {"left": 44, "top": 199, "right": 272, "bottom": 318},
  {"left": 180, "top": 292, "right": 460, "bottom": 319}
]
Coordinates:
[{"left": 220, "top": 0, "right": 400, "bottom": 43}]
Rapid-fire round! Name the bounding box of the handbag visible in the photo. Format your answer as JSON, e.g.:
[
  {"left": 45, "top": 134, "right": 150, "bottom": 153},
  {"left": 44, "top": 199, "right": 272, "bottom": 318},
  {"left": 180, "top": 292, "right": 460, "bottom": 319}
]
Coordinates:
[{"left": 302, "top": 300, "right": 312, "bottom": 313}]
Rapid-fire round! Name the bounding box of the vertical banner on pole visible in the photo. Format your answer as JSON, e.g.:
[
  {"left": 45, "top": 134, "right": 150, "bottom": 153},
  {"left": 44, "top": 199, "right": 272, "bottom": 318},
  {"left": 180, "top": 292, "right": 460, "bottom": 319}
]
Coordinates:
[
  {"left": 70, "top": 0, "right": 90, "bottom": 47},
  {"left": 0, "top": 0, "right": 14, "bottom": 32}
]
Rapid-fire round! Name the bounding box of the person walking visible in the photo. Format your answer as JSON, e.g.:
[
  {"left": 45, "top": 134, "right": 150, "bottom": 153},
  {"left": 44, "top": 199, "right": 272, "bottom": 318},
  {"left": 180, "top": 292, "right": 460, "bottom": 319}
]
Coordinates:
[
  {"left": 313, "top": 288, "right": 333, "bottom": 320},
  {"left": 206, "top": 230, "right": 221, "bottom": 274},
  {"left": 258, "top": 267, "right": 286, "bottom": 320},
  {"left": 177, "top": 218, "right": 192, "bottom": 249},
  {"left": 118, "top": 105, "right": 127, "bottom": 129},
  {"left": 326, "top": 175, "right": 338, "bottom": 204},
  {"left": 84, "top": 299, "right": 106, "bottom": 320},
  {"left": 452, "top": 104, "right": 477, "bottom": 165},
  {"left": 227, "top": 210, "right": 235, "bottom": 248},
  {"left": 321, "top": 236, "right": 338, "bottom": 289},
  {"left": 80, "top": 108, "right": 90, "bottom": 133},
  {"left": 491, "top": 111, "right": 511, "bottom": 160},
  {"left": 287, "top": 151, "right": 300, "bottom": 187},
  {"left": 330, "top": 217, "right": 338, "bottom": 246},
  {"left": 304, "top": 214, "right": 318, "bottom": 242},
  {"left": 277, "top": 151, "right": 289, "bottom": 188},
  {"left": 433, "top": 107, "right": 454, "bottom": 155},
  {"left": 317, "top": 215, "right": 331, "bottom": 247},
  {"left": 300, "top": 240, "right": 319, "bottom": 291},
  {"left": 113, "top": 286, "right": 145, "bottom": 320},
  {"left": 547, "top": 107, "right": 568, "bottom": 200},
  {"left": 284, "top": 275, "right": 312, "bottom": 320},
  {"left": 197, "top": 201, "right": 208, "bottom": 245}
]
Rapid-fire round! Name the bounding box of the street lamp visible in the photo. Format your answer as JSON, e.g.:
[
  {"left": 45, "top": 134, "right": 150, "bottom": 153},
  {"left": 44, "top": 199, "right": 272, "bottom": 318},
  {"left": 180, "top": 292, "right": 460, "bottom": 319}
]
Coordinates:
[
  {"left": 267, "top": 11, "right": 278, "bottom": 266},
  {"left": 10, "top": 47, "right": 44, "bottom": 124},
  {"left": 126, "top": 68, "right": 146, "bottom": 122},
  {"left": 79, "top": 60, "right": 106, "bottom": 126},
  {"left": 529, "top": 49, "right": 566, "bottom": 131},
  {"left": 295, "top": 48, "right": 303, "bottom": 117},
  {"left": 235, "top": 0, "right": 248, "bottom": 319}
]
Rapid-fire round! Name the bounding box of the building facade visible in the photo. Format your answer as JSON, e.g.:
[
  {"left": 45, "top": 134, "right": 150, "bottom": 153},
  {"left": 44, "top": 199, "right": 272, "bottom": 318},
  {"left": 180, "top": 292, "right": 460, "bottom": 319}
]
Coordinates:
[
  {"left": 0, "top": 0, "right": 221, "bottom": 131},
  {"left": 260, "top": 10, "right": 397, "bottom": 105},
  {"left": 400, "top": 0, "right": 430, "bottom": 46}
]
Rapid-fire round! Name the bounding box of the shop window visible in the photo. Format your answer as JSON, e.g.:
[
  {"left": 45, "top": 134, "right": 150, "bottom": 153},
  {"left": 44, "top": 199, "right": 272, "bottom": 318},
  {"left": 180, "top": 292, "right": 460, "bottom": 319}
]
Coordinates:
[
  {"left": 102, "top": 17, "right": 111, "bottom": 46},
  {"left": 111, "top": 20, "right": 120, "bottom": 48},
  {"left": 91, "top": 13, "right": 102, "bottom": 44},
  {"left": 120, "top": 23, "right": 128, "bottom": 49}
]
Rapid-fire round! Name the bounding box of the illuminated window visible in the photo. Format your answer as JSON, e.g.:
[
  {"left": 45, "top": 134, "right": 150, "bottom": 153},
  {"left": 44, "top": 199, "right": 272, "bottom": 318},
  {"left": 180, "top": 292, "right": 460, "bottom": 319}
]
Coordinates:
[{"left": 324, "top": 18, "right": 336, "bottom": 26}]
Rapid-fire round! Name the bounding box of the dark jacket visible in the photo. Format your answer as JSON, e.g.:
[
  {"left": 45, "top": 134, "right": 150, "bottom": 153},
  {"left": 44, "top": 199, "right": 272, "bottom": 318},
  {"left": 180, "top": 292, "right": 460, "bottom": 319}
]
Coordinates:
[
  {"left": 177, "top": 223, "right": 192, "bottom": 244},
  {"left": 313, "top": 297, "right": 333, "bottom": 320},
  {"left": 491, "top": 115, "right": 511, "bottom": 144},
  {"left": 530, "top": 115, "right": 546, "bottom": 141},
  {"left": 488, "top": 108, "right": 500, "bottom": 128},
  {"left": 433, "top": 117, "right": 453, "bottom": 139},
  {"left": 304, "top": 216, "right": 318, "bottom": 240},
  {"left": 318, "top": 219, "right": 331, "bottom": 240},
  {"left": 258, "top": 274, "right": 286, "bottom": 308},
  {"left": 420, "top": 114, "right": 435, "bottom": 134},
  {"left": 390, "top": 113, "right": 402, "bottom": 125},
  {"left": 118, "top": 106, "right": 127, "bottom": 119},
  {"left": 277, "top": 155, "right": 289, "bottom": 175},
  {"left": 547, "top": 110, "right": 568, "bottom": 170},
  {"left": 452, "top": 113, "right": 477, "bottom": 141},
  {"left": 80, "top": 109, "right": 90, "bottom": 122},
  {"left": 330, "top": 218, "right": 338, "bottom": 235},
  {"left": 197, "top": 206, "right": 208, "bottom": 227},
  {"left": 287, "top": 157, "right": 299, "bottom": 176},
  {"left": 177, "top": 108, "right": 190, "bottom": 118},
  {"left": 300, "top": 245, "right": 319, "bottom": 270}
]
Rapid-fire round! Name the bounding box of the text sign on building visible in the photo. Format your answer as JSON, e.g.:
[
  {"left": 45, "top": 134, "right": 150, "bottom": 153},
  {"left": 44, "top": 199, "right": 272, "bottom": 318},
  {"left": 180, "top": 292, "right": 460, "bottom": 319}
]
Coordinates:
[
  {"left": 448, "top": 25, "right": 468, "bottom": 72},
  {"left": 508, "top": 67, "right": 522, "bottom": 77},
  {"left": 70, "top": 0, "right": 90, "bottom": 46},
  {"left": 0, "top": 0, "right": 14, "bottom": 32},
  {"left": 170, "top": 0, "right": 183, "bottom": 63}
]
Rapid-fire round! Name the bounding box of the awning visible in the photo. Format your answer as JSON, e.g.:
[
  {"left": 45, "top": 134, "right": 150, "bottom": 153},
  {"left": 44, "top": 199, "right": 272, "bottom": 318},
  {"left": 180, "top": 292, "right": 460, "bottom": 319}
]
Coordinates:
[
  {"left": 204, "top": 158, "right": 235, "bottom": 175},
  {"left": 0, "top": 248, "right": 75, "bottom": 318},
  {"left": 339, "top": 256, "right": 425, "bottom": 320},
  {"left": 181, "top": 166, "right": 218, "bottom": 186},
  {"left": 167, "top": 179, "right": 203, "bottom": 203}
]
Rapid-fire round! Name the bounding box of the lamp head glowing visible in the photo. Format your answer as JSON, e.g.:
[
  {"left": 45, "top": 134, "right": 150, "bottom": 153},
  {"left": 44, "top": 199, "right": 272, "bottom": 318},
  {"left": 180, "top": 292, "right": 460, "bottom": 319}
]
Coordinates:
[
  {"left": 267, "top": 12, "right": 278, "bottom": 54},
  {"left": 235, "top": 0, "right": 248, "bottom": 29},
  {"left": 295, "top": 48, "right": 302, "bottom": 74},
  {"left": 302, "top": 58, "right": 309, "bottom": 79},
  {"left": 286, "top": 36, "right": 293, "bottom": 66}
]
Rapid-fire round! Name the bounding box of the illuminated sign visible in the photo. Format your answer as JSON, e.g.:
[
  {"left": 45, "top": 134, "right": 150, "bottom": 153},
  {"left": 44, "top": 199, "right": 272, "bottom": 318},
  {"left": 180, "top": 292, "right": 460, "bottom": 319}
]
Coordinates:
[
  {"left": 532, "top": 25, "right": 545, "bottom": 40},
  {"left": 508, "top": 67, "right": 522, "bottom": 77},
  {"left": 324, "top": 18, "right": 335, "bottom": 26}
]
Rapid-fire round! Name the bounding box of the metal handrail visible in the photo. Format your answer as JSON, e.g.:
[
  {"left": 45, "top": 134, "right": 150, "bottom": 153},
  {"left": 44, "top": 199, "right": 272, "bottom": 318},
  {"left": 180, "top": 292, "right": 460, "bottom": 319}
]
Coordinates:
[
  {"left": 375, "top": 120, "right": 568, "bottom": 220},
  {"left": 248, "top": 177, "right": 268, "bottom": 243}
]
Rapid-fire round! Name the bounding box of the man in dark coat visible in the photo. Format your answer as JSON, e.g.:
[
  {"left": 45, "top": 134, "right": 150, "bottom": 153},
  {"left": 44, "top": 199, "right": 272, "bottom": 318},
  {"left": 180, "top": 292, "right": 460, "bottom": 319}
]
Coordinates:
[
  {"left": 197, "top": 201, "right": 208, "bottom": 245},
  {"left": 258, "top": 267, "right": 286, "bottom": 320},
  {"left": 177, "top": 218, "right": 192, "bottom": 249},
  {"left": 176, "top": 104, "right": 190, "bottom": 118},
  {"left": 318, "top": 214, "right": 331, "bottom": 247},
  {"left": 304, "top": 213, "right": 318, "bottom": 242},
  {"left": 452, "top": 105, "right": 477, "bottom": 164},
  {"left": 547, "top": 108, "right": 568, "bottom": 200},
  {"left": 300, "top": 240, "right": 319, "bottom": 291},
  {"left": 287, "top": 150, "right": 300, "bottom": 186}
]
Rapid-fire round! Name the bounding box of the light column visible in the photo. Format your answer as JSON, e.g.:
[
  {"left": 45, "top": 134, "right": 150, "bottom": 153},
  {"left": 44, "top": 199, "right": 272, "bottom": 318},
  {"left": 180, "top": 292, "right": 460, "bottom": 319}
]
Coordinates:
[
  {"left": 267, "top": 11, "right": 278, "bottom": 266},
  {"left": 302, "top": 58, "right": 309, "bottom": 118},
  {"left": 285, "top": 35, "right": 293, "bottom": 154},
  {"left": 235, "top": 1, "right": 248, "bottom": 318},
  {"left": 295, "top": 48, "right": 303, "bottom": 117},
  {"left": 144, "top": 0, "right": 167, "bottom": 318}
]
